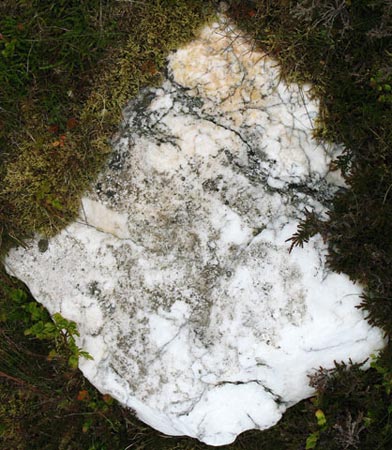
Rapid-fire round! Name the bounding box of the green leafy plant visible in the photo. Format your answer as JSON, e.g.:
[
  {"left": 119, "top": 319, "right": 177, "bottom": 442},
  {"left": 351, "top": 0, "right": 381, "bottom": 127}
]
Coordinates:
[
  {"left": 370, "top": 69, "right": 392, "bottom": 104},
  {"left": 306, "top": 431, "right": 320, "bottom": 449},
  {"left": 370, "top": 353, "right": 392, "bottom": 396},
  {"left": 1, "top": 284, "right": 92, "bottom": 368},
  {"left": 25, "top": 311, "right": 93, "bottom": 369},
  {"left": 305, "top": 409, "right": 327, "bottom": 449}
]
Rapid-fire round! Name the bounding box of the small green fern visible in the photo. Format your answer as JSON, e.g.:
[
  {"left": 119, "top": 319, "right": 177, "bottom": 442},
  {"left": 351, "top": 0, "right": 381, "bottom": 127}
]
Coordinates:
[{"left": 286, "top": 208, "right": 324, "bottom": 253}]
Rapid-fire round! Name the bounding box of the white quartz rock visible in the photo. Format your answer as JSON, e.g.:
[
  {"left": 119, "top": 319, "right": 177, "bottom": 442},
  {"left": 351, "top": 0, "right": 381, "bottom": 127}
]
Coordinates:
[{"left": 5, "top": 18, "right": 385, "bottom": 446}]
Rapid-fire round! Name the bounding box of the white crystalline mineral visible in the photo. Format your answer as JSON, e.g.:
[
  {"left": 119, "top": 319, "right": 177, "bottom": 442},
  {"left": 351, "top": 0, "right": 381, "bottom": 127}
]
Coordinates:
[{"left": 5, "top": 18, "right": 385, "bottom": 446}]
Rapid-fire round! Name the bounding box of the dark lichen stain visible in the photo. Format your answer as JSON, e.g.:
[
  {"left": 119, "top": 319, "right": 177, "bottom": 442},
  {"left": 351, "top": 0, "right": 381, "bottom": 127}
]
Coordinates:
[{"left": 38, "top": 239, "right": 49, "bottom": 253}]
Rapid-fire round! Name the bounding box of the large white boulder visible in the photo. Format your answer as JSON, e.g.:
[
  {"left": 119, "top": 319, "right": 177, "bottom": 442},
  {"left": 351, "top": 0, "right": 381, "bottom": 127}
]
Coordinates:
[{"left": 5, "top": 18, "right": 385, "bottom": 446}]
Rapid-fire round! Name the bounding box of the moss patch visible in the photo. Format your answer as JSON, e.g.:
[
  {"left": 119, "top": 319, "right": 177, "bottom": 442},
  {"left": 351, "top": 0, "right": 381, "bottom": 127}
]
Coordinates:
[{"left": 0, "top": 0, "right": 216, "bottom": 250}]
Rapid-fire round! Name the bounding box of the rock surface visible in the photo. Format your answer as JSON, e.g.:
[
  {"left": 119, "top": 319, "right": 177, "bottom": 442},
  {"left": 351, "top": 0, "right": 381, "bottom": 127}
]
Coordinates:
[{"left": 5, "top": 18, "right": 385, "bottom": 446}]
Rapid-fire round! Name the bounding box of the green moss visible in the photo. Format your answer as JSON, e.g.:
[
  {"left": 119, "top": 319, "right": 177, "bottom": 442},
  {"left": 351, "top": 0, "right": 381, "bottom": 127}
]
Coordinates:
[
  {"left": 82, "top": 0, "right": 217, "bottom": 129},
  {"left": 0, "top": 0, "right": 216, "bottom": 251}
]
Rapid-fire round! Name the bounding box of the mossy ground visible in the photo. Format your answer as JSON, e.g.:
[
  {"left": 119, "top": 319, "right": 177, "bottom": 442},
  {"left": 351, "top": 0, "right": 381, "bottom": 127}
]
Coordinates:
[
  {"left": 0, "top": 0, "right": 216, "bottom": 248},
  {"left": 1, "top": 0, "right": 392, "bottom": 449}
]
